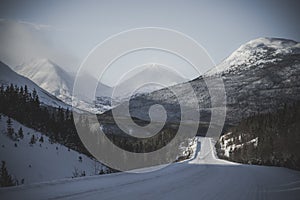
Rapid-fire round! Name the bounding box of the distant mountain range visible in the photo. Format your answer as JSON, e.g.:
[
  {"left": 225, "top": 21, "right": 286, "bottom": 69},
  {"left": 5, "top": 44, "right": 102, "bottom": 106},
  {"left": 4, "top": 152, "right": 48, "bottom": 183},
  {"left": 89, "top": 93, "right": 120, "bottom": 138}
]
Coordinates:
[
  {"left": 102, "top": 37, "right": 300, "bottom": 130},
  {"left": 2, "top": 37, "right": 299, "bottom": 124},
  {"left": 12, "top": 59, "right": 188, "bottom": 113}
]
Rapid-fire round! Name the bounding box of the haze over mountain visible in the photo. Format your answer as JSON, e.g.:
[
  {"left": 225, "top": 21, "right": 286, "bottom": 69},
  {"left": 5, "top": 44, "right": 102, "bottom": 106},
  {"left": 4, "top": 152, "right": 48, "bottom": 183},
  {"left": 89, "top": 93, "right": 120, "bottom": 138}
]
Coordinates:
[{"left": 110, "top": 63, "right": 188, "bottom": 100}]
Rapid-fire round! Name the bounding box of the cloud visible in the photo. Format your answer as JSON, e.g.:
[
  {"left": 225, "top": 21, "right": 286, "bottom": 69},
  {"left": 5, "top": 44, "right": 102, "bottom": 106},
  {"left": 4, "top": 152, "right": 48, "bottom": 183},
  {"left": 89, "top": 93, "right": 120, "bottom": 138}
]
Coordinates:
[
  {"left": 0, "top": 19, "right": 77, "bottom": 69},
  {"left": 17, "top": 20, "right": 55, "bottom": 31},
  {"left": 16, "top": 20, "right": 65, "bottom": 32}
]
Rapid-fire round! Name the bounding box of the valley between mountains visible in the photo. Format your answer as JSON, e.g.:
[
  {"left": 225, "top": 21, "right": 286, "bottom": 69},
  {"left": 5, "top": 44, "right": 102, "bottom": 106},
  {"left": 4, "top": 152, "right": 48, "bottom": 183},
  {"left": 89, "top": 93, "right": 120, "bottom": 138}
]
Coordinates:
[{"left": 0, "top": 37, "right": 300, "bottom": 199}]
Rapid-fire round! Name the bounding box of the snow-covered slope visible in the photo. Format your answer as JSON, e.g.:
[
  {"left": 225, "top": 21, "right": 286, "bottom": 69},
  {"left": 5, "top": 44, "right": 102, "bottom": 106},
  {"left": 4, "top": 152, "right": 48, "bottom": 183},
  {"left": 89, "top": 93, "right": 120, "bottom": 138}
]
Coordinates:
[
  {"left": 0, "top": 114, "right": 105, "bottom": 185},
  {"left": 1, "top": 137, "right": 299, "bottom": 200},
  {"left": 0, "top": 61, "right": 69, "bottom": 108}
]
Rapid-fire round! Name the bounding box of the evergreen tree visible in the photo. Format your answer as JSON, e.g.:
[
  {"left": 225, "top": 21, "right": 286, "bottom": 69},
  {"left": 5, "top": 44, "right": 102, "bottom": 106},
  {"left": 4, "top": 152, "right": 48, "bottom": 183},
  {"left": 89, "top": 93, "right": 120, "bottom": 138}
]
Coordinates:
[
  {"left": 6, "top": 117, "right": 14, "bottom": 138},
  {"left": 0, "top": 161, "right": 15, "bottom": 187},
  {"left": 18, "top": 127, "right": 24, "bottom": 139},
  {"left": 39, "top": 136, "right": 44, "bottom": 143},
  {"left": 29, "top": 135, "right": 36, "bottom": 145},
  {"left": 99, "top": 169, "right": 105, "bottom": 175}
]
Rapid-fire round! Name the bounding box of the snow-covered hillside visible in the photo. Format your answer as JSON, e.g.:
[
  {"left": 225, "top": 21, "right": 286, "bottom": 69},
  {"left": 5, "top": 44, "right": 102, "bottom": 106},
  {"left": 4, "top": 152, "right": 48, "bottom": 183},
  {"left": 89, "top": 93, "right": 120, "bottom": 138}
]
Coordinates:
[
  {"left": 0, "top": 61, "right": 69, "bottom": 109},
  {"left": 0, "top": 114, "right": 105, "bottom": 185}
]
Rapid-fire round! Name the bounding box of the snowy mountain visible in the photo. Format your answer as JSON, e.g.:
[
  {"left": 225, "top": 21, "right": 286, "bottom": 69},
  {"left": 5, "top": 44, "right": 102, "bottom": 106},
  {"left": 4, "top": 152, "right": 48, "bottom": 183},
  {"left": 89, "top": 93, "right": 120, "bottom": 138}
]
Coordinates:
[
  {"left": 111, "top": 37, "right": 300, "bottom": 126},
  {"left": 0, "top": 61, "right": 69, "bottom": 109},
  {"left": 208, "top": 37, "right": 300, "bottom": 123},
  {"left": 13, "top": 59, "right": 113, "bottom": 113},
  {"left": 206, "top": 37, "right": 300, "bottom": 75},
  {"left": 0, "top": 114, "right": 105, "bottom": 185},
  {"left": 14, "top": 58, "right": 74, "bottom": 104}
]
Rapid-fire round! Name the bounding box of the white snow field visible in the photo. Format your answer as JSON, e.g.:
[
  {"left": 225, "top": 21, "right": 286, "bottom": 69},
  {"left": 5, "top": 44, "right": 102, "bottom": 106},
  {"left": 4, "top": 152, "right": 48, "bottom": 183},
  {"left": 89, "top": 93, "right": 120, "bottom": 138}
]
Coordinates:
[
  {"left": 0, "top": 115, "right": 105, "bottom": 185},
  {"left": 1, "top": 137, "right": 300, "bottom": 200}
]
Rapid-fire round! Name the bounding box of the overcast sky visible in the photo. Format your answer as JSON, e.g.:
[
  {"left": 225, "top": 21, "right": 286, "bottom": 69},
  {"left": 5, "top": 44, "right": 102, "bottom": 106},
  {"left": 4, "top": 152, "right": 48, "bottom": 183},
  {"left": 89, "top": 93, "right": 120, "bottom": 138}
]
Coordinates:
[{"left": 0, "top": 0, "right": 299, "bottom": 85}]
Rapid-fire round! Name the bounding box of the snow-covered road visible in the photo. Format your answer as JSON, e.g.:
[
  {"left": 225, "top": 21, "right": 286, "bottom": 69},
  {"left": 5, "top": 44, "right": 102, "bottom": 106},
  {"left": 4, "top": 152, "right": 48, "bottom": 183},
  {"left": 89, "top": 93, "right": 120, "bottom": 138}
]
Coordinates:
[{"left": 1, "top": 137, "right": 300, "bottom": 200}]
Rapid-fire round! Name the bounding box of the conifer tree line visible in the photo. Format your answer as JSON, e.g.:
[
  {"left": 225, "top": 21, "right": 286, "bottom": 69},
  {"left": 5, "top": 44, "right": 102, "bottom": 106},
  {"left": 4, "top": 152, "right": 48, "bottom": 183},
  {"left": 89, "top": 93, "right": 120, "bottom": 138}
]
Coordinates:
[
  {"left": 216, "top": 101, "right": 300, "bottom": 170},
  {"left": 0, "top": 83, "right": 191, "bottom": 173},
  {"left": 0, "top": 84, "right": 89, "bottom": 155}
]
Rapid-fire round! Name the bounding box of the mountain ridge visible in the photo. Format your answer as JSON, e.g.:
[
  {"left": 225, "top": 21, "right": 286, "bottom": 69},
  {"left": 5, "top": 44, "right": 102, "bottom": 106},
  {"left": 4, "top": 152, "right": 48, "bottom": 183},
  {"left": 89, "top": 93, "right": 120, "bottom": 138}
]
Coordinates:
[{"left": 101, "top": 37, "right": 300, "bottom": 132}]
